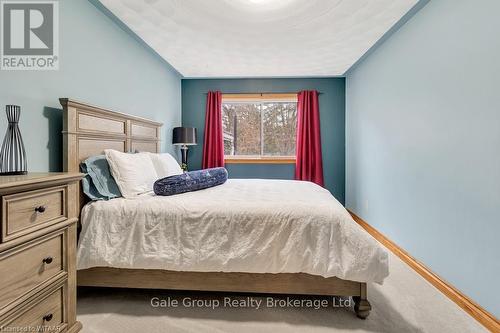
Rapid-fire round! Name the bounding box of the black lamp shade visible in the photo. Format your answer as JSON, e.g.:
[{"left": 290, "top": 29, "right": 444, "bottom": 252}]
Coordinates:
[{"left": 173, "top": 127, "right": 197, "bottom": 146}]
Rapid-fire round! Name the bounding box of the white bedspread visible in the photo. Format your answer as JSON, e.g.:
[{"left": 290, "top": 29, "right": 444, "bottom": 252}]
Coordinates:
[{"left": 77, "top": 179, "right": 389, "bottom": 283}]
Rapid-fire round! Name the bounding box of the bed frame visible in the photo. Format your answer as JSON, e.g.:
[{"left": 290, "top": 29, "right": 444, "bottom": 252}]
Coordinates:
[{"left": 60, "top": 98, "right": 372, "bottom": 319}]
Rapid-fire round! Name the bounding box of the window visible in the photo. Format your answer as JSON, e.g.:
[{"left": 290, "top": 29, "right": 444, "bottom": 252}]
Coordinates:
[{"left": 222, "top": 94, "right": 297, "bottom": 163}]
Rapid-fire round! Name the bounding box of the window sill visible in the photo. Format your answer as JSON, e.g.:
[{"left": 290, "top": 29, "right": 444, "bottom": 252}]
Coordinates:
[{"left": 224, "top": 157, "right": 296, "bottom": 164}]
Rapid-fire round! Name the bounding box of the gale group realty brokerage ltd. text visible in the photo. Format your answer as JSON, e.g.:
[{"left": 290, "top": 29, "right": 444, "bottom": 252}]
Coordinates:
[{"left": 151, "top": 296, "right": 353, "bottom": 310}]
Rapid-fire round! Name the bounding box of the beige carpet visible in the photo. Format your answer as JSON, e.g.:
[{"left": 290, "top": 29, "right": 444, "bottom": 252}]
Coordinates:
[{"left": 77, "top": 251, "right": 487, "bottom": 333}]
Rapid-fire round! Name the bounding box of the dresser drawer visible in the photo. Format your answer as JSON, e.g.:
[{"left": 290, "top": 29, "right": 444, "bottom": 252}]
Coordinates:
[
  {"left": 2, "top": 186, "right": 67, "bottom": 243},
  {"left": 0, "top": 232, "right": 65, "bottom": 309},
  {"left": 4, "top": 287, "right": 65, "bottom": 332}
]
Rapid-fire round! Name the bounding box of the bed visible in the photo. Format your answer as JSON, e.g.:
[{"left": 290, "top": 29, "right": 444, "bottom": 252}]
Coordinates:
[{"left": 61, "top": 98, "right": 388, "bottom": 319}]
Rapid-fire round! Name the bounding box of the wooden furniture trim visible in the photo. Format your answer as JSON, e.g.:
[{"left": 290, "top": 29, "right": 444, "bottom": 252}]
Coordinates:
[
  {"left": 348, "top": 210, "right": 500, "bottom": 332},
  {"left": 78, "top": 268, "right": 362, "bottom": 295},
  {"left": 0, "top": 277, "right": 68, "bottom": 331},
  {"left": 77, "top": 110, "right": 127, "bottom": 137},
  {"left": 60, "top": 97, "right": 162, "bottom": 173},
  {"left": 0, "top": 173, "right": 82, "bottom": 191},
  {"left": 224, "top": 156, "right": 296, "bottom": 164},
  {"left": 63, "top": 99, "right": 371, "bottom": 319},
  {"left": 2, "top": 185, "right": 68, "bottom": 243},
  {"left": 0, "top": 227, "right": 69, "bottom": 316},
  {"left": 60, "top": 98, "right": 162, "bottom": 127},
  {"left": 0, "top": 218, "right": 77, "bottom": 253},
  {"left": 222, "top": 93, "right": 298, "bottom": 102},
  {"left": 130, "top": 121, "right": 160, "bottom": 140}
]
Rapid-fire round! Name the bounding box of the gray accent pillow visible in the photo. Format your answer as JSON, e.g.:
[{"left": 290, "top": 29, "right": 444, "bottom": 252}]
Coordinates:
[
  {"left": 80, "top": 155, "right": 122, "bottom": 200},
  {"left": 80, "top": 174, "right": 105, "bottom": 201}
]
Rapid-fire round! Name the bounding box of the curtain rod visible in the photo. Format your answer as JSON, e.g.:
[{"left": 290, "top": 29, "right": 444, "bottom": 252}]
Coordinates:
[{"left": 204, "top": 92, "right": 322, "bottom": 95}]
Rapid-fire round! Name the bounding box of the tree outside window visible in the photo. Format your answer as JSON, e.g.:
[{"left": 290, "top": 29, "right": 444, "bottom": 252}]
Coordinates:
[{"left": 222, "top": 95, "right": 297, "bottom": 158}]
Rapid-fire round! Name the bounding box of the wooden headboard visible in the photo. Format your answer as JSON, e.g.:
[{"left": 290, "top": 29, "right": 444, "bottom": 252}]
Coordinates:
[{"left": 60, "top": 98, "right": 163, "bottom": 207}]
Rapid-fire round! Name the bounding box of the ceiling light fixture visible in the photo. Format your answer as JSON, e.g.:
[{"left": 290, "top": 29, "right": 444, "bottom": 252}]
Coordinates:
[{"left": 237, "top": 0, "right": 296, "bottom": 10}]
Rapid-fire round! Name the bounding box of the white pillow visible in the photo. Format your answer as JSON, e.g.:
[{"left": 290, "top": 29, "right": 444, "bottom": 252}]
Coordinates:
[
  {"left": 104, "top": 150, "right": 158, "bottom": 198},
  {"left": 147, "top": 153, "right": 183, "bottom": 178}
]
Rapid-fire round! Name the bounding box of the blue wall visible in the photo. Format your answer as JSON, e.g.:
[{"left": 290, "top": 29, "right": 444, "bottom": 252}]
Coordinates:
[
  {"left": 346, "top": 0, "right": 500, "bottom": 317},
  {"left": 182, "top": 78, "right": 346, "bottom": 203},
  {"left": 0, "top": 0, "right": 181, "bottom": 172}
]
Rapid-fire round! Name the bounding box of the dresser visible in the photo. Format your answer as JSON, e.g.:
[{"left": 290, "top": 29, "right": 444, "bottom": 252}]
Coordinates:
[{"left": 0, "top": 173, "right": 83, "bottom": 333}]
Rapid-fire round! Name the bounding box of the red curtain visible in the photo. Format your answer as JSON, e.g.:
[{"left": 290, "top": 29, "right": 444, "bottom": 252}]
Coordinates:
[
  {"left": 295, "top": 90, "right": 324, "bottom": 186},
  {"left": 202, "top": 91, "right": 225, "bottom": 169}
]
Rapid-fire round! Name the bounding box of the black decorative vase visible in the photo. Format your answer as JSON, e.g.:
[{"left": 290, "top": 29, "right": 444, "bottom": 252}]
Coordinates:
[{"left": 0, "top": 105, "right": 27, "bottom": 175}]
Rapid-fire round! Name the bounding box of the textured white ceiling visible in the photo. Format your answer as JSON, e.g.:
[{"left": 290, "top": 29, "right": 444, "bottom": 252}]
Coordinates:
[{"left": 99, "top": 0, "right": 418, "bottom": 77}]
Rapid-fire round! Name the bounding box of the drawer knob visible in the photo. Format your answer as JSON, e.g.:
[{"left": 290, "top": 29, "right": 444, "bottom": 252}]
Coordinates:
[
  {"left": 35, "top": 205, "right": 46, "bottom": 213},
  {"left": 42, "top": 256, "right": 53, "bottom": 264},
  {"left": 43, "top": 313, "right": 53, "bottom": 322}
]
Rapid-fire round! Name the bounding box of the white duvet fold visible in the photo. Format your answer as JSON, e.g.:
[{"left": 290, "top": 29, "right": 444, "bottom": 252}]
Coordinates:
[{"left": 77, "top": 179, "right": 389, "bottom": 283}]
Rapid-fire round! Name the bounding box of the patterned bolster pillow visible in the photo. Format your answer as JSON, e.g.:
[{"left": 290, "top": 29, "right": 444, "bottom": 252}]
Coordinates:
[{"left": 154, "top": 167, "right": 228, "bottom": 196}]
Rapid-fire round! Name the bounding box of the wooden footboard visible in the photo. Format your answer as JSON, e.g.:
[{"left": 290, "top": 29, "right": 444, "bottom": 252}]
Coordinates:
[{"left": 77, "top": 268, "right": 371, "bottom": 318}]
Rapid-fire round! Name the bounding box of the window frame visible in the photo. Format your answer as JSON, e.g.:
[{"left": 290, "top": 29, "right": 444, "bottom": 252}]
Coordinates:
[{"left": 222, "top": 93, "right": 298, "bottom": 164}]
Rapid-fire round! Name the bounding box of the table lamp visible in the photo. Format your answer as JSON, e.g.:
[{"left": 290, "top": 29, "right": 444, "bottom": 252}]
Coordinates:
[{"left": 172, "top": 127, "right": 197, "bottom": 171}]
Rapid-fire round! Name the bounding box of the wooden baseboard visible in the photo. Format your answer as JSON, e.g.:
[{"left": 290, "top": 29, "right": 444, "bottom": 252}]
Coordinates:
[{"left": 348, "top": 210, "right": 500, "bottom": 333}]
